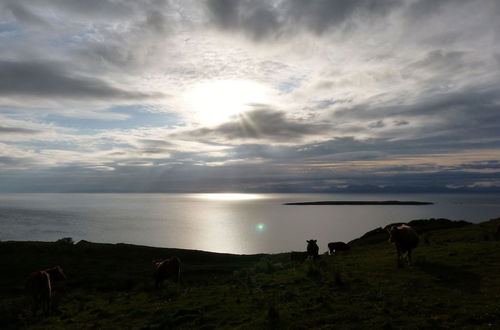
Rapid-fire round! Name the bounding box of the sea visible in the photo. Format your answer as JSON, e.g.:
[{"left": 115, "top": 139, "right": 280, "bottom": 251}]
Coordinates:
[{"left": 1, "top": 193, "right": 499, "bottom": 254}]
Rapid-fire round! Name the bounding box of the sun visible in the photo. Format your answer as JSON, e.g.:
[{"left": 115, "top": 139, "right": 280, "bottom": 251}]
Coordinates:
[{"left": 183, "top": 79, "right": 270, "bottom": 126}]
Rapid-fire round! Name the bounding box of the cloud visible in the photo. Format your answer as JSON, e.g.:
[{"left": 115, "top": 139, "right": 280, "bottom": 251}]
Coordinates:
[
  {"left": 0, "top": 126, "right": 41, "bottom": 135},
  {"left": 0, "top": 0, "right": 499, "bottom": 192},
  {"left": 0, "top": 60, "right": 163, "bottom": 101},
  {"left": 206, "top": 0, "right": 281, "bottom": 40},
  {"left": 3, "top": 2, "right": 51, "bottom": 28},
  {"left": 205, "top": 0, "right": 401, "bottom": 39},
  {"left": 184, "top": 108, "right": 330, "bottom": 143},
  {"left": 282, "top": 0, "right": 400, "bottom": 35}
]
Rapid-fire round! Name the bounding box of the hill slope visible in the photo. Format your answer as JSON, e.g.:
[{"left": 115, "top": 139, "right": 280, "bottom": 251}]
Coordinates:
[{"left": 1, "top": 217, "right": 500, "bottom": 329}]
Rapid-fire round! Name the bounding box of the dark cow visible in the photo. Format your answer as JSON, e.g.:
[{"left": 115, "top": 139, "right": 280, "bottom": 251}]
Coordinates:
[
  {"left": 153, "top": 257, "right": 181, "bottom": 288},
  {"left": 290, "top": 251, "right": 308, "bottom": 263},
  {"left": 25, "top": 266, "right": 65, "bottom": 315},
  {"left": 328, "top": 242, "right": 351, "bottom": 254},
  {"left": 306, "top": 239, "right": 319, "bottom": 260},
  {"left": 388, "top": 224, "right": 419, "bottom": 267}
]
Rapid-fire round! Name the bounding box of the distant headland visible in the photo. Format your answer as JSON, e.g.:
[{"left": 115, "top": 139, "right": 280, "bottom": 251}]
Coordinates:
[{"left": 283, "top": 200, "right": 433, "bottom": 205}]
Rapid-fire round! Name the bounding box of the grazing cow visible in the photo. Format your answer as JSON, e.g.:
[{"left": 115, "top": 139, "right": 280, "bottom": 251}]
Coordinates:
[
  {"left": 25, "top": 266, "right": 66, "bottom": 315},
  {"left": 153, "top": 257, "right": 181, "bottom": 288},
  {"left": 290, "top": 251, "right": 308, "bottom": 263},
  {"left": 388, "top": 224, "right": 419, "bottom": 267},
  {"left": 306, "top": 240, "right": 319, "bottom": 260},
  {"left": 328, "top": 242, "right": 351, "bottom": 254}
]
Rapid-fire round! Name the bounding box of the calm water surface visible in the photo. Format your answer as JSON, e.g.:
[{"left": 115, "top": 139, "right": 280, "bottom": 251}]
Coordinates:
[{"left": 1, "top": 193, "right": 499, "bottom": 254}]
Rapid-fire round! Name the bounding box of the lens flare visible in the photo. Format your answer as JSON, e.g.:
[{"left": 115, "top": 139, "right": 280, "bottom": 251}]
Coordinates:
[{"left": 256, "top": 223, "right": 265, "bottom": 231}]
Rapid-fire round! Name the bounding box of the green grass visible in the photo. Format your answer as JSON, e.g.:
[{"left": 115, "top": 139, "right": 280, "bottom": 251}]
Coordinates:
[{"left": 1, "top": 217, "right": 500, "bottom": 329}]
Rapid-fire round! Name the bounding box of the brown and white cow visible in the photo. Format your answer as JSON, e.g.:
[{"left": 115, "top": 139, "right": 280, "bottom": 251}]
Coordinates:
[
  {"left": 388, "top": 224, "right": 419, "bottom": 267},
  {"left": 25, "top": 266, "right": 66, "bottom": 315},
  {"left": 153, "top": 257, "right": 181, "bottom": 288}
]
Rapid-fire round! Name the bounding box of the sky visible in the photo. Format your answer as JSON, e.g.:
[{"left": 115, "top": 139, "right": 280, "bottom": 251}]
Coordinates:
[{"left": 0, "top": 0, "right": 499, "bottom": 193}]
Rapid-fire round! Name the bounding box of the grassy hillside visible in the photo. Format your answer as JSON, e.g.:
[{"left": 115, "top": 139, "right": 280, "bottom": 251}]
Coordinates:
[{"left": 1, "top": 217, "right": 500, "bottom": 329}]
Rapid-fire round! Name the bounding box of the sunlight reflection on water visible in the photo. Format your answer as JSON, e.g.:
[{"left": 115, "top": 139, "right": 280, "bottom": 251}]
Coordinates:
[{"left": 192, "top": 193, "right": 264, "bottom": 201}]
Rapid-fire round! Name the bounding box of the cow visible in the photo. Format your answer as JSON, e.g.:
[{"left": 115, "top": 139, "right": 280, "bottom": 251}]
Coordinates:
[
  {"left": 388, "top": 224, "right": 419, "bottom": 267},
  {"left": 25, "top": 266, "right": 66, "bottom": 315},
  {"left": 25, "top": 271, "right": 51, "bottom": 315},
  {"left": 153, "top": 257, "right": 181, "bottom": 288},
  {"left": 306, "top": 239, "right": 319, "bottom": 260},
  {"left": 290, "top": 251, "right": 308, "bottom": 263},
  {"left": 327, "top": 242, "right": 351, "bottom": 254}
]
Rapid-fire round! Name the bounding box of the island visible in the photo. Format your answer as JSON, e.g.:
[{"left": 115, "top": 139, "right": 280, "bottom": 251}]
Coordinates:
[{"left": 283, "top": 200, "right": 433, "bottom": 205}]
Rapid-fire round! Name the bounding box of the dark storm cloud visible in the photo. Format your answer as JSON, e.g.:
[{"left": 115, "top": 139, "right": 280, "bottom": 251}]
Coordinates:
[
  {"left": 206, "top": 0, "right": 401, "bottom": 38},
  {"left": 0, "top": 126, "right": 41, "bottom": 134},
  {"left": 186, "top": 108, "right": 329, "bottom": 142},
  {"left": 0, "top": 61, "right": 161, "bottom": 100}
]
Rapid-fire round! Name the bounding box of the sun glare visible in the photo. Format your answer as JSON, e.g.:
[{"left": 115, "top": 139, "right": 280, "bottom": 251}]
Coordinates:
[
  {"left": 194, "top": 193, "right": 263, "bottom": 201},
  {"left": 184, "top": 80, "right": 270, "bottom": 126}
]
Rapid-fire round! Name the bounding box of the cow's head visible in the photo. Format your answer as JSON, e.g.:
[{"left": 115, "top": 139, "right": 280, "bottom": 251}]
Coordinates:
[
  {"left": 48, "top": 266, "right": 66, "bottom": 280},
  {"left": 388, "top": 225, "right": 400, "bottom": 243}
]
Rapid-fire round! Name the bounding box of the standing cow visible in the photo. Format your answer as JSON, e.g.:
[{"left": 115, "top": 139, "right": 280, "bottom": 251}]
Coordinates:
[
  {"left": 306, "top": 240, "right": 319, "bottom": 260},
  {"left": 153, "top": 257, "right": 181, "bottom": 288},
  {"left": 25, "top": 266, "right": 66, "bottom": 315},
  {"left": 388, "top": 224, "right": 419, "bottom": 267}
]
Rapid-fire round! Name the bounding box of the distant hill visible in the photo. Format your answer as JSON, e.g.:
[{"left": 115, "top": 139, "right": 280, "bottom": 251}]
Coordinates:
[{"left": 284, "top": 200, "right": 433, "bottom": 205}]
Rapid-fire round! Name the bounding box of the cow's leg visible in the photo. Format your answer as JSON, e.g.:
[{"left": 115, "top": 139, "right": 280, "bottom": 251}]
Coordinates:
[
  {"left": 31, "top": 295, "right": 38, "bottom": 316},
  {"left": 407, "top": 249, "right": 413, "bottom": 265},
  {"left": 396, "top": 249, "right": 403, "bottom": 268},
  {"left": 42, "top": 298, "right": 49, "bottom": 315}
]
